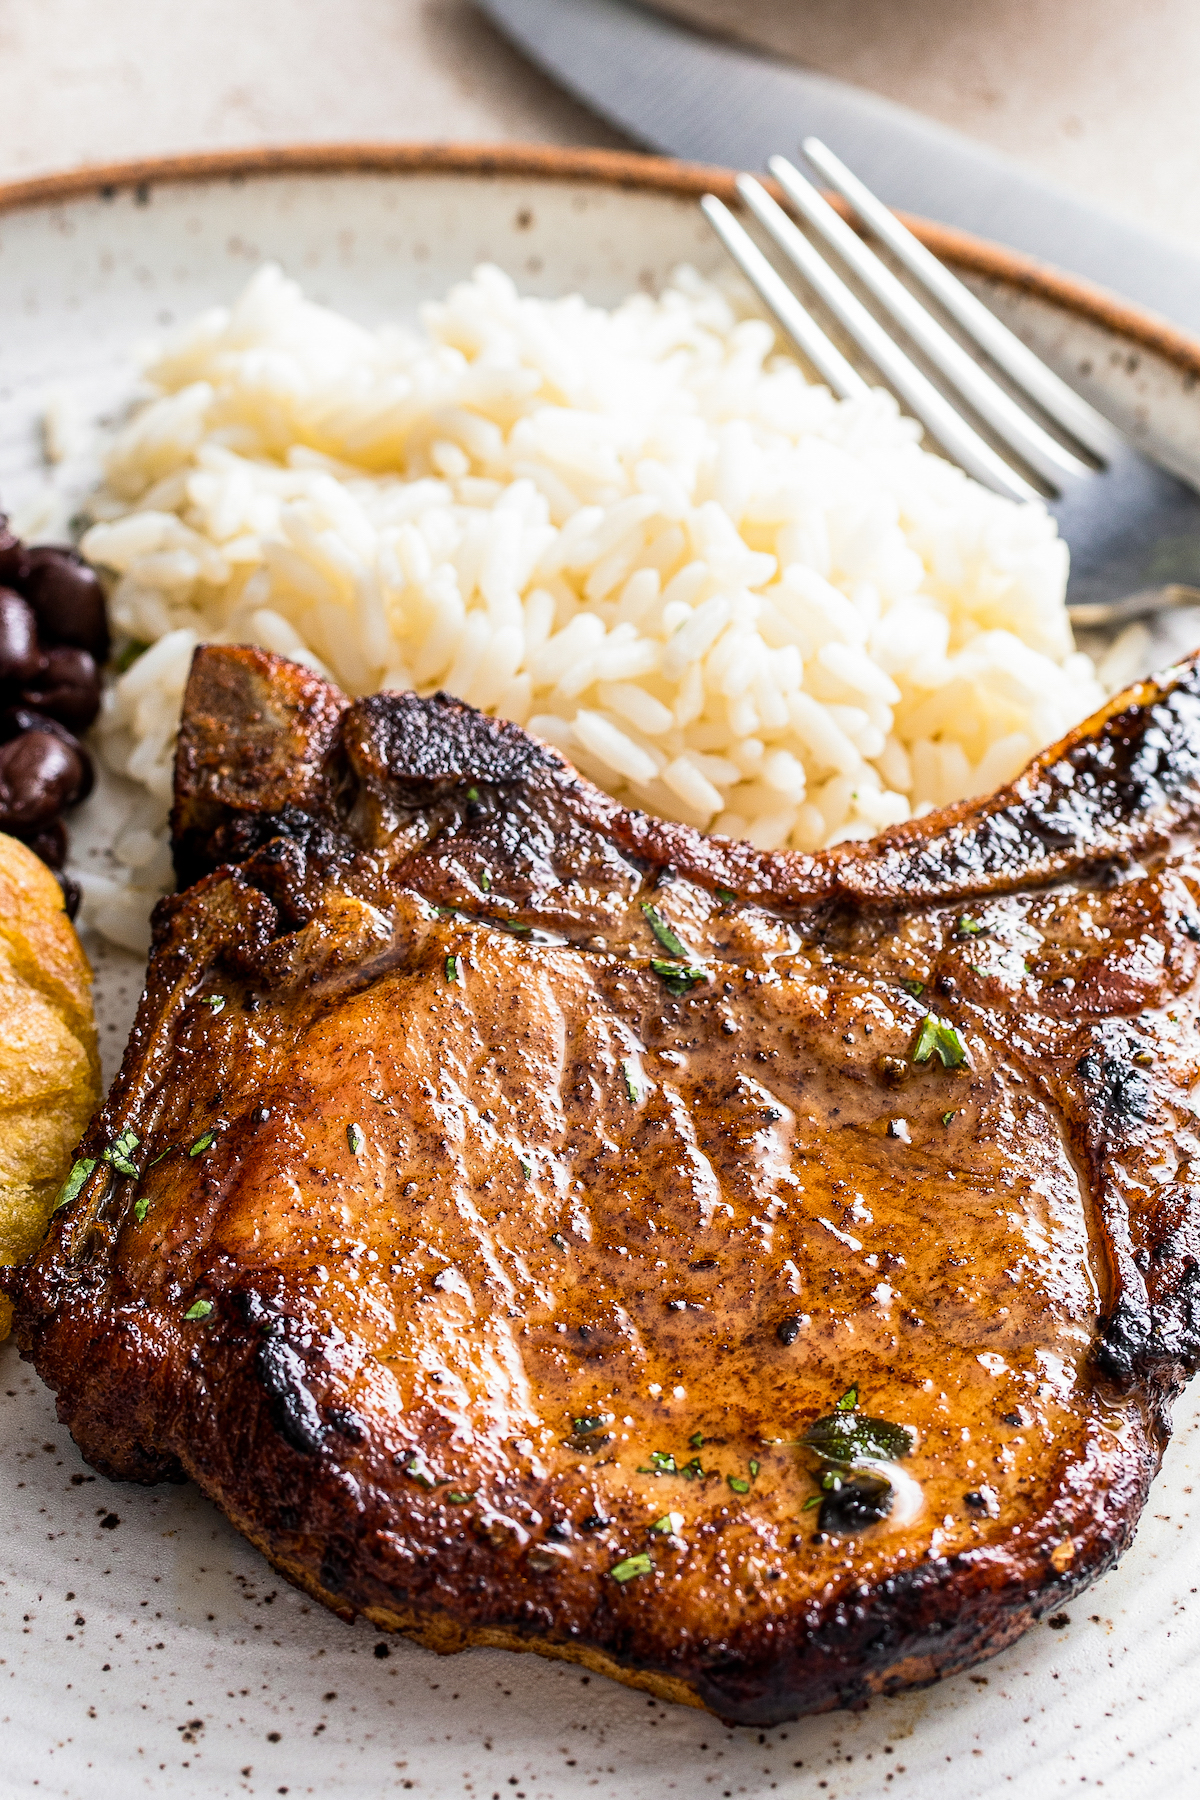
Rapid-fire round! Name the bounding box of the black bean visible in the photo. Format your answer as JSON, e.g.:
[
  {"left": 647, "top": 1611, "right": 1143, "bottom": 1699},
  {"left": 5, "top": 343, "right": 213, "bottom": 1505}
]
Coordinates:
[
  {"left": 0, "top": 709, "right": 94, "bottom": 800},
  {"left": 17, "top": 818, "right": 67, "bottom": 869},
  {"left": 0, "top": 589, "right": 43, "bottom": 682},
  {"left": 22, "top": 547, "right": 110, "bottom": 663},
  {"left": 56, "top": 872, "right": 81, "bottom": 920},
  {"left": 19, "top": 646, "right": 101, "bottom": 732},
  {"left": 0, "top": 731, "right": 86, "bottom": 827},
  {"left": 0, "top": 516, "right": 28, "bottom": 589}
]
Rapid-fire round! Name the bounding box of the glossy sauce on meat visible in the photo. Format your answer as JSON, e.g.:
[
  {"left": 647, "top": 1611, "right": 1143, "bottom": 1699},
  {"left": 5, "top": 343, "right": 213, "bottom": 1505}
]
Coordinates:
[{"left": 16, "top": 646, "right": 1200, "bottom": 1723}]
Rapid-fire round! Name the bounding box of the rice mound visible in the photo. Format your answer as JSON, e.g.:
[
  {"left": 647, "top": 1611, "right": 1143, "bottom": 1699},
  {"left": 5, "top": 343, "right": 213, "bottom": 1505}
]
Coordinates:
[{"left": 78, "top": 261, "right": 1102, "bottom": 951}]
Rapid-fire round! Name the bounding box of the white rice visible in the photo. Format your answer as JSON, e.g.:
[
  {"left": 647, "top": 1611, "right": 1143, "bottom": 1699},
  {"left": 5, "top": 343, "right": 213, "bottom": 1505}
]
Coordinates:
[{"left": 75, "top": 261, "right": 1103, "bottom": 952}]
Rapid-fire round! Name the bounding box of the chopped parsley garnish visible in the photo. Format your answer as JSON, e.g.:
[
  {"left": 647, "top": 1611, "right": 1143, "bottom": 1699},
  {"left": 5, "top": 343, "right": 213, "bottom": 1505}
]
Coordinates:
[
  {"left": 679, "top": 1456, "right": 705, "bottom": 1481},
  {"left": 347, "top": 1122, "right": 365, "bottom": 1156},
  {"left": 727, "top": 1475, "right": 750, "bottom": 1494},
  {"left": 622, "top": 1059, "right": 642, "bottom": 1104},
  {"left": 183, "top": 1300, "right": 213, "bottom": 1321},
  {"left": 900, "top": 977, "right": 925, "bottom": 998},
  {"left": 651, "top": 1512, "right": 683, "bottom": 1534},
  {"left": 749, "top": 1459, "right": 760, "bottom": 1479},
  {"left": 519, "top": 1156, "right": 533, "bottom": 1178},
  {"left": 188, "top": 1128, "right": 218, "bottom": 1157},
  {"left": 445, "top": 953, "right": 464, "bottom": 986},
  {"left": 638, "top": 1449, "right": 677, "bottom": 1475},
  {"left": 689, "top": 1432, "right": 704, "bottom": 1449},
  {"left": 200, "top": 994, "right": 226, "bottom": 1014},
  {"left": 802, "top": 1400, "right": 913, "bottom": 1466},
  {"left": 942, "top": 1110, "right": 956, "bottom": 1126},
  {"left": 480, "top": 871, "right": 491, "bottom": 892},
  {"left": 467, "top": 786, "right": 481, "bottom": 802},
  {"left": 133, "top": 1196, "right": 151, "bottom": 1225},
  {"left": 912, "top": 1014, "right": 968, "bottom": 1069},
  {"left": 148, "top": 1145, "right": 174, "bottom": 1168},
  {"left": 956, "top": 915, "right": 986, "bottom": 937},
  {"left": 53, "top": 1157, "right": 96, "bottom": 1212},
  {"left": 798, "top": 1387, "right": 915, "bottom": 1534},
  {"left": 113, "top": 637, "right": 151, "bottom": 674},
  {"left": 572, "top": 1414, "right": 613, "bottom": 1436},
  {"left": 641, "top": 902, "right": 688, "bottom": 959},
  {"left": 550, "top": 1232, "right": 569, "bottom": 1252},
  {"left": 716, "top": 888, "right": 737, "bottom": 904},
  {"left": 494, "top": 918, "right": 532, "bottom": 936},
  {"left": 610, "top": 1552, "right": 653, "bottom": 1584},
  {"left": 650, "top": 958, "right": 707, "bottom": 996},
  {"left": 405, "top": 1458, "right": 438, "bottom": 1489},
  {"left": 102, "top": 1129, "right": 140, "bottom": 1179},
  {"left": 446, "top": 1491, "right": 476, "bottom": 1505}
]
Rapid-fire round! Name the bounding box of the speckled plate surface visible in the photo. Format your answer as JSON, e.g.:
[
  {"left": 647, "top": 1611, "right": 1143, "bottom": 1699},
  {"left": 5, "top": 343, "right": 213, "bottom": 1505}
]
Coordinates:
[{"left": 1, "top": 145, "right": 1199, "bottom": 1800}]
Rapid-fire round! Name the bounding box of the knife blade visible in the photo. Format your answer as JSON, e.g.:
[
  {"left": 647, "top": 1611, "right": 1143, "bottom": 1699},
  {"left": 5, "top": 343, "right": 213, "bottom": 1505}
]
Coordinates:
[{"left": 477, "top": 0, "right": 1200, "bottom": 336}]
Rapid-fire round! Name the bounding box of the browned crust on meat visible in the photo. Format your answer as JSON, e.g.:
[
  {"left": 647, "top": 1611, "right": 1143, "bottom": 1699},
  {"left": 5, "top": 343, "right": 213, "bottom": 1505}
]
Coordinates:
[{"left": 16, "top": 645, "right": 1200, "bottom": 1723}]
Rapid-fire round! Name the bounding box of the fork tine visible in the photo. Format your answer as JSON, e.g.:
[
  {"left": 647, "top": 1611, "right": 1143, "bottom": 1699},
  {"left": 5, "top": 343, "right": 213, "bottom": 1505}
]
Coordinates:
[
  {"left": 801, "top": 137, "right": 1119, "bottom": 462},
  {"left": 699, "top": 196, "right": 867, "bottom": 402},
  {"left": 733, "top": 177, "right": 1039, "bottom": 503},
  {"left": 766, "top": 155, "right": 1090, "bottom": 490}
]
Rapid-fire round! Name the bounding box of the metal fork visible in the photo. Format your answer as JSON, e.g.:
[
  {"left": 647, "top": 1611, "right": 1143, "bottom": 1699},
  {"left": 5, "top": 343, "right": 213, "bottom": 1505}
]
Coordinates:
[{"left": 702, "top": 140, "right": 1200, "bottom": 629}]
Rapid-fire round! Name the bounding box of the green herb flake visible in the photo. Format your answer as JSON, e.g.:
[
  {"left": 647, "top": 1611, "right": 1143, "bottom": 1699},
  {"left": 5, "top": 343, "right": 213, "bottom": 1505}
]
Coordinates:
[
  {"left": 550, "top": 1232, "right": 569, "bottom": 1252},
  {"left": 188, "top": 1128, "right": 218, "bottom": 1157},
  {"left": 716, "top": 888, "right": 737, "bottom": 905},
  {"left": 467, "top": 786, "right": 481, "bottom": 802},
  {"left": 912, "top": 1013, "right": 969, "bottom": 1069},
  {"left": 183, "top": 1300, "right": 213, "bottom": 1322},
  {"left": 446, "top": 1491, "right": 476, "bottom": 1505},
  {"left": 803, "top": 1494, "right": 823, "bottom": 1511},
  {"left": 480, "top": 870, "right": 491, "bottom": 892},
  {"left": 405, "top": 1458, "right": 438, "bottom": 1490},
  {"left": 610, "top": 1552, "right": 653, "bottom": 1584},
  {"left": 200, "top": 994, "right": 226, "bottom": 1014},
  {"left": 652, "top": 1511, "right": 683, "bottom": 1534},
  {"left": 133, "top": 1196, "right": 151, "bottom": 1225},
  {"left": 573, "top": 1414, "right": 612, "bottom": 1436},
  {"left": 347, "top": 1122, "right": 365, "bottom": 1156},
  {"left": 836, "top": 1385, "right": 859, "bottom": 1412},
  {"left": 900, "top": 977, "right": 925, "bottom": 998},
  {"left": 114, "top": 637, "right": 152, "bottom": 674},
  {"left": 622, "top": 1058, "right": 642, "bottom": 1104},
  {"left": 749, "top": 1459, "right": 760, "bottom": 1480},
  {"left": 689, "top": 1432, "right": 704, "bottom": 1449},
  {"left": 519, "top": 1156, "right": 533, "bottom": 1178},
  {"left": 679, "top": 1456, "right": 705, "bottom": 1481},
  {"left": 148, "top": 1145, "right": 174, "bottom": 1168},
  {"left": 642, "top": 902, "right": 688, "bottom": 959},
  {"left": 638, "top": 1449, "right": 677, "bottom": 1475},
  {"left": 445, "top": 953, "right": 464, "bottom": 986},
  {"left": 650, "top": 958, "right": 707, "bottom": 997},
  {"left": 727, "top": 1475, "right": 750, "bottom": 1494},
  {"left": 956, "top": 915, "right": 986, "bottom": 937},
  {"left": 801, "top": 1401, "right": 914, "bottom": 1467},
  {"left": 102, "top": 1128, "right": 141, "bottom": 1179},
  {"left": 53, "top": 1156, "right": 96, "bottom": 1212},
  {"left": 942, "top": 1110, "right": 956, "bottom": 1127}
]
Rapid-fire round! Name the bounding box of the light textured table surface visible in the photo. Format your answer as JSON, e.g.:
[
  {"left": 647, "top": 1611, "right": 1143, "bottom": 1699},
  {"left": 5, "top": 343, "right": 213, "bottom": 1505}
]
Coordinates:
[{"left": 1, "top": 0, "right": 1198, "bottom": 254}]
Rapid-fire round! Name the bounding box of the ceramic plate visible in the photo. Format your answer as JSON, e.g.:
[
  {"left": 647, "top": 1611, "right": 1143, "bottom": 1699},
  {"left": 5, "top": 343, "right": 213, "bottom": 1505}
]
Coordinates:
[{"left": 1, "top": 145, "right": 1198, "bottom": 1800}]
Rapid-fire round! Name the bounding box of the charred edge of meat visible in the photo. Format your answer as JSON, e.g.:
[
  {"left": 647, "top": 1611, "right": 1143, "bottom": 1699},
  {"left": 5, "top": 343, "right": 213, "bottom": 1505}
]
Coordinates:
[{"left": 172, "top": 646, "right": 1200, "bottom": 916}]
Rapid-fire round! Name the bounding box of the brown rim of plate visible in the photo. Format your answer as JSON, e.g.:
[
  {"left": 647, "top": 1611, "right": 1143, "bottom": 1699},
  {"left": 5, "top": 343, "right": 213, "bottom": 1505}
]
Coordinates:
[{"left": 3, "top": 139, "right": 1198, "bottom": 381}]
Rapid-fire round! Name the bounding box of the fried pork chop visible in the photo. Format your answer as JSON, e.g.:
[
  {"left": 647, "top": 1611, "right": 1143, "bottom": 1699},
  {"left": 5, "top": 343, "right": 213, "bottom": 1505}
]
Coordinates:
[{"left": 16, "top": 644, "right": 1200, "bottom": 1724}]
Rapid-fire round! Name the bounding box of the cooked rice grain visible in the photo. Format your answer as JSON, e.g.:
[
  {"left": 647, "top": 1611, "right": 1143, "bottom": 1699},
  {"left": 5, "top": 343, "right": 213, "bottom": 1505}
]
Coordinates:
[{"left": 78, "top": 262, "right": 1101, "bottom": 950}]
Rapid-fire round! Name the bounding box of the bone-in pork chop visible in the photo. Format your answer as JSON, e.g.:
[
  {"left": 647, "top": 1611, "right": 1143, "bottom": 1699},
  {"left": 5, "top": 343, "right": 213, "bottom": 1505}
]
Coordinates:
[{"left": 16, "top": 644, "right": 1200, "bottom": 1724}]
